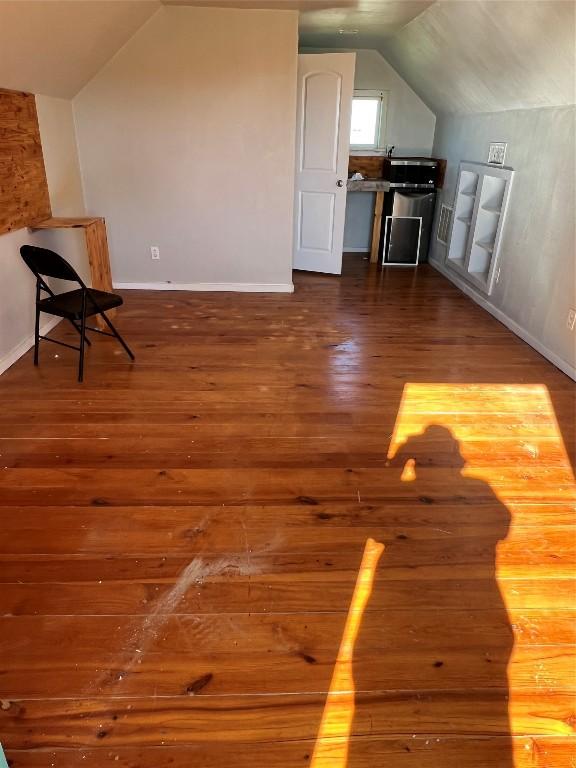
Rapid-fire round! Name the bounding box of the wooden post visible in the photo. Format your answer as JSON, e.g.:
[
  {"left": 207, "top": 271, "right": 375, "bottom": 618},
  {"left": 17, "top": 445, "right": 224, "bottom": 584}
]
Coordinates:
[{"left": 370, "top": 191, "right": 385, "bottom": 264}]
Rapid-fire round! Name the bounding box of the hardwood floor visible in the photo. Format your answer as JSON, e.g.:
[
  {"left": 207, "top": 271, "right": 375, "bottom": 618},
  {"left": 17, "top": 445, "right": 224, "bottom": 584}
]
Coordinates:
[{"left": 0, "top": 256, "right": 574, "bottom": 767}]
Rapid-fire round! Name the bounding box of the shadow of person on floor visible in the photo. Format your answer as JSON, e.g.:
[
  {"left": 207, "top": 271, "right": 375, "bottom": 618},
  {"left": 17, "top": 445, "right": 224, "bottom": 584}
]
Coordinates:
[{"left": 348, "top": 424, "right": 514, "bottom": 767}]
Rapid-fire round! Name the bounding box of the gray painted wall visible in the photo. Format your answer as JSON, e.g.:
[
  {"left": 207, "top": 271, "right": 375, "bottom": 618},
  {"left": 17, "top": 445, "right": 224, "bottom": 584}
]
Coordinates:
[
  {"left": 344, "top": 191, "right": 376, "bottom": 252},
  {"left": 430, "top": 105, "right": 575, "bottom": 377}
]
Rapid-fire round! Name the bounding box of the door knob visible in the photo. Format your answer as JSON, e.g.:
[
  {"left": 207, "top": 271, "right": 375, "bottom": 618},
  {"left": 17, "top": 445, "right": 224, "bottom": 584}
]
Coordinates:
[{"left": 336, "top": 179, "right": 344, "bottom": 187}]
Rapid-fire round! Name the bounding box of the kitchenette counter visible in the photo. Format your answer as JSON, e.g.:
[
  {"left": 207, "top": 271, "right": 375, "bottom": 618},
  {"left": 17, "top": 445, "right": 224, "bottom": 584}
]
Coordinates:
[
  {"left": 347, "top": 179, "right": 390, "bottom": 262},
  {"left": 347, "top": 179, "right": 390, "bottom": 192},
  {"left": 347, "top": 155, "right": 446, "bottom": 264}
]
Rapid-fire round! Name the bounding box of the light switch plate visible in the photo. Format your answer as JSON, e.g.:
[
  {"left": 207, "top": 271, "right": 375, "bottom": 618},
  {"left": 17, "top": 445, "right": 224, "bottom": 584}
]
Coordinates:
[{"left": 488, "top": 142, "right": 507, "bottom": 165}]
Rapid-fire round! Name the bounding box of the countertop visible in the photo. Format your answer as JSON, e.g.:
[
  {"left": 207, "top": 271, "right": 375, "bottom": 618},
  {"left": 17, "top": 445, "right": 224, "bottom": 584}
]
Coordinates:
[{"left": 347, "top": 179, "right": 391, "bottom": 192}]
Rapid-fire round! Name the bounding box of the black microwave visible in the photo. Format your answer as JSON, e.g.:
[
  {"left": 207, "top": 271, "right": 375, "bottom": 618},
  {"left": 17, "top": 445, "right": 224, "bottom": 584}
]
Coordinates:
[{"left": 383, "top": 158, "right": 438, "bottom": 188}]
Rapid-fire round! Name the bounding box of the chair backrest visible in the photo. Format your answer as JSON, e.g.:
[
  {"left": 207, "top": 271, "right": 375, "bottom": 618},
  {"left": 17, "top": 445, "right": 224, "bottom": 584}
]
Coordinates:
[{"left": 20, "top": 245, "right": 84, "bottom": 285}]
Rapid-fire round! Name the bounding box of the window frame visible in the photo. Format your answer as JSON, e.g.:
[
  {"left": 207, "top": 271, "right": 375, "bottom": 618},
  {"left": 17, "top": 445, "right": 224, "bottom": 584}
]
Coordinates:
[{"left": 349, "top": 89, "right": 388, "bottom": 151}]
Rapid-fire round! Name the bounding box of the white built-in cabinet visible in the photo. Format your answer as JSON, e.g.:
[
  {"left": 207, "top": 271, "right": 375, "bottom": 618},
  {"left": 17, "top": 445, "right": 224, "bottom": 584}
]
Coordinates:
[{"left": 445, "top": 162, "right": 514, "bottom": 295}]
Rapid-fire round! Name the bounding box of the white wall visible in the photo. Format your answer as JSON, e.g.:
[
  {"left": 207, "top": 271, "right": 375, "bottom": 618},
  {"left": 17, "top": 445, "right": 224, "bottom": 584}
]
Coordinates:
[
  {"left": 0, "top": 95, "right": 87, "bottom": 375},
  {"left": 302, "top": 49, "right": 435, "bottom": 251},
  {"left": 35, "top": 96, "right": 86, "bottom": 218},
  {"left": 74, "top": 6, "right": 298, "bottom": 291},
  {"left": 430, "top": 105, "right": 575, "bottom": 379},
  {"left": 351, "top": 49, "right": 436, "bottom": 157}
]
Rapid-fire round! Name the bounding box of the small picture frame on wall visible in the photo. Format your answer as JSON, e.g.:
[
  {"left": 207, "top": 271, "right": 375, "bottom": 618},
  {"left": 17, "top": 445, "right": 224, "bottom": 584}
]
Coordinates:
[{"left": 488, "top": 142, "right": 507, "bottom": 166}]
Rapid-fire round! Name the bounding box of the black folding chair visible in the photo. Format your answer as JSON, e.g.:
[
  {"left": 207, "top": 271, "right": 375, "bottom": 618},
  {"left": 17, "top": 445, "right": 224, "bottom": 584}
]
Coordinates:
[{"left": 20, "top": 245, "right": 135, "bottom": 382}]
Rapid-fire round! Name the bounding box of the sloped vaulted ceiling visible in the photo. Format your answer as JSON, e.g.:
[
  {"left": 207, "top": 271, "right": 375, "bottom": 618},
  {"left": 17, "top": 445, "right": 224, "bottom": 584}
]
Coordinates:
[
  {"left": 0, "top": 1, "right": 159, "bottom": 98},
  {"left": 379, "top": 0, "right": 576, "bottom": 115},
  {"left": 1, "top": 0, "right": 573, "bottom": 111}
]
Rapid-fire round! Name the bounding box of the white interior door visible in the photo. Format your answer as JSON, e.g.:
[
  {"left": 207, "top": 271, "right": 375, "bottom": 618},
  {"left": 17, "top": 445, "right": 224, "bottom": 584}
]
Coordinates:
[{"left": 293, "top": 53, "right": 355, "bottom": 274}]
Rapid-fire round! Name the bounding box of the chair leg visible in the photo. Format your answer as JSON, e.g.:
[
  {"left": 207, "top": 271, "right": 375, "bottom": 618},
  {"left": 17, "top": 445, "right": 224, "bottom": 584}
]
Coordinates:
[
  {"left": 78, "top": 302, "right": 87, "bottom": 383},
  {"left": 98, "top": 311, "right": 135, "bottom": 361},
  {"left": 68, "top": 318, "right": 92, "bottom": 346},
  {"left": 34, "top": 303, "right": 40, "bottom": 366}
]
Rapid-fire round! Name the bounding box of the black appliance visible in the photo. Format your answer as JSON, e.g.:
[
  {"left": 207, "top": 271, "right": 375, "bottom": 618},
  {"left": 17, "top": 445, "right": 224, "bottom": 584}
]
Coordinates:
[{"left": 383, "top": 157, "right": 438, "bottom": 189}]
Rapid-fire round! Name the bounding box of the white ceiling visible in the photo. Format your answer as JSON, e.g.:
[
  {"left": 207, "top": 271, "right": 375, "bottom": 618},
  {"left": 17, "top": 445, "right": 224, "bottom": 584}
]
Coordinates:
[
  {"left": 0, "top": 1, "right": 159, "bottom": 98},
  {"left": 167, "top": 0, "right": 434, "bottom": 40},
  {"left": 380, "top": 0, "right": 576, "bottom": 114},
  {"left": 0, "top": 0, "right": 573, "bottom": 114},
  {"left": 163, "top": 1, "right": 354, "bottom": 7},
  {"left": 173, "top": 0, "right": 576, "bottom": 115},
  {"left": 298, "top": 0, "right": 434, "bottom": 45},
  {"left": 4, "top": 0, "right": 412, "bottom": 99}
]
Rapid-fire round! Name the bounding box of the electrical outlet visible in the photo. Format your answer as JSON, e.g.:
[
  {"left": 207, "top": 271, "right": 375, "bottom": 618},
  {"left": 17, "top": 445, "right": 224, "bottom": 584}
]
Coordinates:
[
  {"left": 150, "top": 246, "right": 160, "bottom": 260},
  {"left": 567, "top": 308, "right": 576, "bottom": 331}
]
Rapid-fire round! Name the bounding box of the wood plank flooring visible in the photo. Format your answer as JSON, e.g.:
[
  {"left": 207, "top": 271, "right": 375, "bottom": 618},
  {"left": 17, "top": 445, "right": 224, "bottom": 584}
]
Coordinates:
[{"left": 0, "top": 256, "right": 574, "bottom": 766}]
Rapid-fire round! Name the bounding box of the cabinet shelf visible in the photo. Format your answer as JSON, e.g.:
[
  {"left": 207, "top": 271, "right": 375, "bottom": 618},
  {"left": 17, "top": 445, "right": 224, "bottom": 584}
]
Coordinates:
[
  {"left": 475, "top": 239, "right": 495, "bottom": 253},
  {"left": 448, "top": 255, "right": 466, "bottom": 270},
  {"left": 469, "top": 269, "right": 490, "bottom": 283},
  {"left": 445, "top": 162, "right": 514, "bottom": 296}
]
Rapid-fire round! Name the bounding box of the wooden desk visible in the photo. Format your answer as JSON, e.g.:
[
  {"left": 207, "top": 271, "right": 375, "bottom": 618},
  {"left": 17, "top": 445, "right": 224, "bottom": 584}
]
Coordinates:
[
  {"left": 31, "top": 217, "right": 113, "bottom": 291},
  {"left": 31, "top": 217, "right": 115, "bottom": 324}
]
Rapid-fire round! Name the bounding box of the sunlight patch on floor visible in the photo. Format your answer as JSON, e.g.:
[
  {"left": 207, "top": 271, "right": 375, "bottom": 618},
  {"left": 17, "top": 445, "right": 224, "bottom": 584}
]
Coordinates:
[
  {"left": 388, "top": 383, "right": 574, "bottom": 488},
  {"left": 311, "top": 538, "right": 385, "bottom": 768},
  {"left": 386, "top": 382, "right": 576, "bottom": 767}
]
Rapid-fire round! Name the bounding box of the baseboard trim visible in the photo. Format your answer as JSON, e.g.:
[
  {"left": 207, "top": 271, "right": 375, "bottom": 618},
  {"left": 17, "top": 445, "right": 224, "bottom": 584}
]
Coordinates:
[
  {"left": 0, "top": 316, "right": 62, "bottom": 376},
  {"left": 113, "top": 281, "right": 295, "bottom": 293},
  {"left": 344, "top": 248, "right": 371, "bottom": 253},
  {"left": 430, "top": 258, "right": 576, "bottom": 381}
]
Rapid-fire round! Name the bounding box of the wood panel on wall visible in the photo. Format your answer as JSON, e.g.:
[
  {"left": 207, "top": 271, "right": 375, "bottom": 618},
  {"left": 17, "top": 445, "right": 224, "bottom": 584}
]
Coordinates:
[
  {"left": 348, "top": 155, "right": 385, "bottom": 179},
  {"left": 0, "top": 88, "right": 51, "bottom": 236}
]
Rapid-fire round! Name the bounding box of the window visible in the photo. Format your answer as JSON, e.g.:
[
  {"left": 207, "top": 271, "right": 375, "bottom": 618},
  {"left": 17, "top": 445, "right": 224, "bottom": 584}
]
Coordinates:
[{"left": 350, "top": 90, "right": 387, "bottom": 150}]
